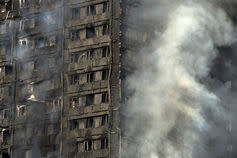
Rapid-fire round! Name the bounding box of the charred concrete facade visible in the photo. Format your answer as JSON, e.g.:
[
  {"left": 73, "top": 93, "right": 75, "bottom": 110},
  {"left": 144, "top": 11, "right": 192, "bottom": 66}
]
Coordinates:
[{"left": 0, "top": 0, "right": 146, "bottom": 158}]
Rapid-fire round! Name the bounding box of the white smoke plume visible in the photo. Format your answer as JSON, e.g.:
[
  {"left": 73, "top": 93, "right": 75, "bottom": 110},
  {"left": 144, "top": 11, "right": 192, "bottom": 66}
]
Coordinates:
[{"left": 122, "top": 0, "right": 236, "bottom": 158}]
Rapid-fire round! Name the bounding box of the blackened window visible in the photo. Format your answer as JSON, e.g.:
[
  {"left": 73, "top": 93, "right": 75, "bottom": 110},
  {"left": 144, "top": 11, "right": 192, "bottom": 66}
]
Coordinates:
[
  {"left": 101, "top": 138, "right": 108, "bottom": 149},
  {"left": 87, "top": 5, "right": 95, "bottom": 16},
  {"left": 86, "top": 117, "right": 93, "bottom": 128},
  {"left": 85, "top": 140, "right": 92, "bottom": 151},
  {"left": 102, "top": 47, "right": 110, "bottom": 57},
  {"left": 70, "top": 53, "right": 79, "bottom": 63},
  {"left": 8, "top": 86, "right": 12, "bottom": 96},
  {"left": 70, "top": 74, "right": 79, "bottom": 85},
  {"left": 101, "top": 115, "right": 107, "bottom": 126},
  {"left": 102, "top": 93, "right": 108, "bottom": 103},
  {"left": 87, "top": 72, "right": 94, "bottom": 83},
  {"left": 3, "top": 130, "right": 10, "bottom": 144},
  {"left": 5, "top": 66, "right": 12, "bottom": 75},
  {"left": 70, "top": 30, "right": 80, "bottom": 41},
  {"left": 2, "top": 152, "right": 10, "bottom": 158},
  {"left": 103, "top": 2, "right": 109, "bottom": 13},
  {"left": 102, "top": 70, "right": 108, "bottom": 80},
  {"left": 69, "top": 120, "right": 78, "bottom": 130},
  {"left": 86, "top": 27, "right": 95, "bottom": 38},
  {"left": 87, "top": 49, "right": 94, "bottom": 60},
  {"left": 3, "top": 109, "right": 9, "bottom": 119},
  {"left": 90, "top": 73, "right": 94, "bottom": 82},
  {"left": 102, "top": 47, "right": 107, "bottom": 57},
  {"left": 102, "top": 24, "right": 109, "bottom": 35},
  {"left": 72, "top": 7, "right": 80, "bottom": 19},
  {"left": 54, "top": 99, "right": 58, "bottom": 106},
  {"left": 86, "top": 94, "right": 94, "bottom": 106},
  {"left": 6, "top": 1, "right": 12, "bottom": 11}
]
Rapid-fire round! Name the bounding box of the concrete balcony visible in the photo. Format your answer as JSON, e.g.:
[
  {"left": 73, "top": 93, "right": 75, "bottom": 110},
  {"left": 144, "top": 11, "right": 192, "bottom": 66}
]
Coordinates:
[
  {"left": 68, "top": 125, "right": 108, "bottom": 138},
  {"left": 67, "top": 80, "right": 108, "bottom": 93},
  {"left": 67, "top": 35, "right": 110, "bottom": 49},
  {"left": 76, "top": 149, "right": 109, "bottom": 158},
  {"left": 68, "top": 57, "right": 110, "bottom": 71},
  {"left": 66, "top": 12, "right": 110, "bottom": 28},
  {"left": 68, "top": 103, "right": 109, "bottom": 117}
]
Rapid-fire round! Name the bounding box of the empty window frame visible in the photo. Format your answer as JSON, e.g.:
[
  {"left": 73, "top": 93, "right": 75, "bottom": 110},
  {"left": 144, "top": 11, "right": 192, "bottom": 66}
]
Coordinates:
[
  {"left": 86, "top": 94, "right": 94, "bottom": 106},
  {"left": 2, "top": 130, "right": 10, "bottom": 144},
  {"left": 101, "top": 115, "right": 108, "bottom": 126},
  {"left": 86, "top": 117, "right": 93, "bottom": 128},
  {"left": 70, "top": 74, "right": 79, "bottom": 85},
  {"left": 87, "top": 49, "right": 94, "bottom": 60},
  {"left": 102, "top": 70, "right": 108, "bottom": 80},
  {"left": 69, "top": 120, "right": 78, "bottom": 130},
  {"left": 102, "top": 24, "right": 109, "bottom": 35},
  {"left": 85, "top": 140, "right": 92, "bottom": 151},
  {"left": 101, "top": 138, "right": 108, "bottom": 149},
  {"left": 87, "top": 72, "right": 94, "bottom": 83},
  {"left": 70, "top": 53, "right": 79, "bottom": 63},
  {"left": 103, "top": 2, "right": 109, "bottom": 13},
  {"left": 86, "top": 27, "right": 95, "bottom": 38},
  {"left": 87, "top": 5, "right": 95, "bottom": 16},
  {"left": 70, "top": 29, "right": 80, "bottom": 41},
  {"left": 102, "top": 47, "right": 110, "bottom": 57},
  {"left": 3, "top": 109, "right": 9, "bottom": 119},
  {"left": 72, "top": 7, "right": 80, "bottom": 19},
  {"left": 5, "top": 66, "right": 13, "bottom": 75},
  {"left": 2, "top": 152, "right": 10, "bottom": 158},
  {"left": 8, "top": 86, "right": 12, "bottom": 96},
  {"left": 101, "top": 93, "right": 108, "bottom": 103}
]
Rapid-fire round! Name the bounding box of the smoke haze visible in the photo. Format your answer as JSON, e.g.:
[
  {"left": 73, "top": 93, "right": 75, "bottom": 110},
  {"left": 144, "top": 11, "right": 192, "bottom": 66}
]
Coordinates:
[{"left": 122, "top": 0, "right": 237, "bottom": 158}]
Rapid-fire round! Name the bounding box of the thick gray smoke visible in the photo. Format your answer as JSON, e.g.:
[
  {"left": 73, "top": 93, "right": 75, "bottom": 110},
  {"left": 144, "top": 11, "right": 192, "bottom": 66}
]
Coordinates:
[{"left": 122, "top": 0, "right": 237, "bottom": 158}]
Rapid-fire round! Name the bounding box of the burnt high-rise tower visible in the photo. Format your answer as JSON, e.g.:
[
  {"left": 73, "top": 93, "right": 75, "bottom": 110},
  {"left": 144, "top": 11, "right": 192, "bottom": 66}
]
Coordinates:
[
  {"left": 0, "top": 0, "right": 147, "bottom": 158},
  {"left": 1, "top": 0, "right": 237, "bottom": 158}
]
